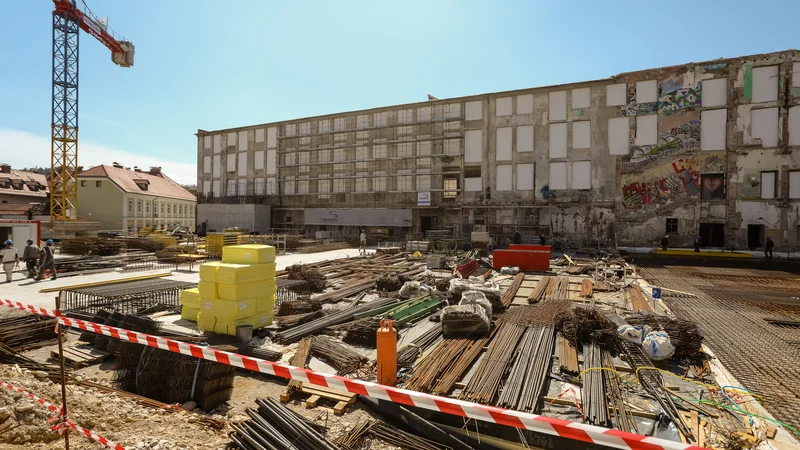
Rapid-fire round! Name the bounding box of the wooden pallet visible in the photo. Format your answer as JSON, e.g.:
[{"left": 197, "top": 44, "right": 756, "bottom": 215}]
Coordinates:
[
  {"left": 281, "top": 382, "right": 355, "bottom": 415},
  {"left": 51, "top": 345, "right": 109, "bottom": 368}
]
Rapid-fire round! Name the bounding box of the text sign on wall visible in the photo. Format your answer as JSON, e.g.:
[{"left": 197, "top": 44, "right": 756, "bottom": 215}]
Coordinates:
[
  {"left": 304, "top": 209, "right": 412, "bottom": 227},
  {"left": 417, "top": 192, "right": 431, "bottom": 206}
]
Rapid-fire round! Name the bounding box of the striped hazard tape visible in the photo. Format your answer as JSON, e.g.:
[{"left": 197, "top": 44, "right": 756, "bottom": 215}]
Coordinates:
[
  {"left": 1, "top": 298, "right": 705, "bottom": 450},
  {"left": 0, "top": 379, "right": 125, "bottom": 450}
]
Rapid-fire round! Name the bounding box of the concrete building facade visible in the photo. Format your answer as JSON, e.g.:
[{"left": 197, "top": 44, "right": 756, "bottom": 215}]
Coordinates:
[
  {"left": 197, "top": 50, "right": 800, "bottom": 250},
  {"left": 78, "top": 164, "right": 196, "bottom": 232}
]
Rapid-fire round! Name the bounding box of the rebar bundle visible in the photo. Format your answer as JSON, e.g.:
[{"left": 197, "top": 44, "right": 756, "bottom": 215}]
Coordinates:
[
  {"left": 496, "top": 325, "right": 555, "bottom": 412},
  {"left": 460, "top": 322, "right": 526, "bottom": 404},
  {"left": 230, "top": 398, "right": 336, "bottom": 450},
  {"left": 273, "top": 297, "right": 398, "bottom": 344},
  {"left": 546, "top": 276, "right": 571, "bottom": 300},
  {"left": 133, "top": 345, "right": 236, "bottom": 412},
  {"left": 603, "top": 350, "right": 636, "bottom": 433},
  {"left": 79, "top": 309, "right": 111, "bottom": 343},
  {"left": 431, "top": 333, "right": 490, "bottom": 396},
  {"left": 333, "top": 418, "right": 374, "bottom": 449},
  {"left": 93, "top": 311, "right": 124, "bottom": 351},
  {"left": 555, "top": 306, "right": 619, "bottom": 352},
  {"left": 501, "top": 272, "right": 525, "bottom": 308},
  {"left": 286, "top": 265, "right": 327, "bottom": 292},
  {"left": 61, "top": 237, "right": 124, "bottom": 256},
  {"left": 286, "top": 338, "right": 312, "bottom": 394},
  {"left": 497, "top": 299, "right": 570, "bottom": 326},
  {"left": 404, "top": 337, "right": 474, "bottom": 393},
  {"left": 556, "top": 334, "right": 579, "bottom": 374},
  {"left": 343, "top": 317, "right": 381, "bottom": 347},
  {"left": 0, "top": 314, "right": 58, "bottom": 352},
  {"left": 310, "top": 336, "right": 367, "bottom": 376},
  {"left": 621, "top": 340, "right": 694, "bottom": 441},
  {"left": 370, "top": 421, "right": 452, "bottom": 450},
  {"left": 581, "top": 343, "right": 608, "bottom": 426},
  {"left": 276, "top": 297, "right": 321, "bottom": 317},
  {"left": 275, "top": 310, "right": 323, "bottom": 329},
  {"left": 527, "top": 276, "right": 552, "bottom": 303},
  {"left": 397, "top": 324, "right": 442, "bottom": 367},
  {"left": 61, "top": 278, "right": 197, "bottom": 315}
]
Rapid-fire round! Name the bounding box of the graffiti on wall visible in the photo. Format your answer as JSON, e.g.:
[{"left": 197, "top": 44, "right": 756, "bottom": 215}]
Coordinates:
[
  {"left": 621, "top": 153, "right": 724, "bottom": 208},
  {"left": 658, "top": 84, "right": 702, "bottom": 115},
  {"left": 622, "top": 117, "right": 701, "bottom": 172},
  {"left": 621, "top": 101, "right": 657, "bottom": 116}
]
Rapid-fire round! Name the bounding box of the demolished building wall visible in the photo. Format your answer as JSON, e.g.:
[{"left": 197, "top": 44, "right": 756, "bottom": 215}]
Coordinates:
[{"left": 196, "top": 49, "right": 800, "bottom": 249}]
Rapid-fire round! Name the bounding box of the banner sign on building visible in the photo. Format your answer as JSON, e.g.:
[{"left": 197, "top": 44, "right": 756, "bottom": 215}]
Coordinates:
[
  {"left": 417, "top": 192, "right": 431, "bottom": 206},
  {"left": 304, "top": 209, "right": 412, "bottom": 227}
]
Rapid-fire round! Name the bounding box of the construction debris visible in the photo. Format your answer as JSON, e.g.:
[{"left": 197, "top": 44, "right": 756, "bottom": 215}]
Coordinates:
[
  {"left": 624, "top": 312, "right": 704, "bottom": 359},
  {"left": 230, "top": 398, "right": 337, "bottom": 450},
  {"left": 555, "top": 306, "right": 619, "bottom": 352},
  {"left": 276, "top": 297, "right": 322, "bottom": 316},
  {"left": 310, "top": 336, "right": 367, "bottom": 376},
  {"left": 286, "top": 265, "right": 327, "bottom": 292}
]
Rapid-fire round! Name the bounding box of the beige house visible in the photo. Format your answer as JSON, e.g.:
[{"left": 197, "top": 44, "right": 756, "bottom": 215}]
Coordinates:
[{"left": 78, "top": 164, "right": 196, "bottom": 232}]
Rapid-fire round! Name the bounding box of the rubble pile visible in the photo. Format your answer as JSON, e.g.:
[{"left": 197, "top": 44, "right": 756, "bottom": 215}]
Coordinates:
[{"left": 0, "top": 366, "right": 229, "bottom": 449}]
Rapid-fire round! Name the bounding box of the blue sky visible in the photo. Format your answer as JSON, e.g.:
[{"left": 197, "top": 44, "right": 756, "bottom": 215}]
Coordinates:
[{"left": 0, "top": 0, "right": 798, "bottom": 184}]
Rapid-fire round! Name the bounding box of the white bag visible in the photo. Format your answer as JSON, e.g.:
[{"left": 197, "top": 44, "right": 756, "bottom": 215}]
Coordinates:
[
  {"left": 642, "top": 331, "right": 675, "bottom": 360},
  {"left": 617, "top": 324, "right": 653, "bottom": 344}
]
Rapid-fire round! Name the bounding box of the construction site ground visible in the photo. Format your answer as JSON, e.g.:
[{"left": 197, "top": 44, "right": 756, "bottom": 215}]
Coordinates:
[
  {"left": 2, "top": 245, "right": 800, "bottom": 449},
  {"left": 637, "top": 265, "right": 800, "bottom": 437}
]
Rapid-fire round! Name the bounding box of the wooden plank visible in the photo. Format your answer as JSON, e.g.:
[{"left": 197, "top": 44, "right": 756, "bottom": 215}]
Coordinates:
[
  {"left": 301, "top": 385, "right": 356, "bottom": 405},
  {"left": 303, "top": 395, "right": 320, "bottom": 409},
  {"left": 698, "top": 420, "right": 707, "bottom": 449},
  {"left": 38, "top": 272, "right": 172, "bottom": 293},
  {"left": 690, "top": 411, "right": 699, "bottom": 445},
  {"left": 333, "top": 401, "right": 347, "bottom": 416}
]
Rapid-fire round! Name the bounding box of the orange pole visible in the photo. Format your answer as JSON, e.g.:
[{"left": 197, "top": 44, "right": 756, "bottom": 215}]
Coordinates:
[{"left": 376, "top": 319, "right": 397, "bottom": 386}]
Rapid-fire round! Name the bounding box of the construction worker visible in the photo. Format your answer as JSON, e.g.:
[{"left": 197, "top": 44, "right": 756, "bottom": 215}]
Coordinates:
[
  {"left": 1, "top": 240, "right": 19, "bottom": 283},
  {"left": 694, "top": 235, "right": 702, "bottom": 253},
  {"left": 359, "top": 229, "right": 367, "bottom": 255},
  {"left": 661, "top": 234, "right": 669, "bottom": 252},
  {"left": 539, "top": 233, "right": 547, "bottom": 246},
  {"left": 22, "top": 239, "right": 40, "bottom": 278},
  {"left": 37, "top": 240, "right": 57, "bottom": 281},
  {"left": 513, "top": 230, "right": 522, "bottom": 245},
  {"left": 765, "top": 237, "right": 774, "bottom": 259}
]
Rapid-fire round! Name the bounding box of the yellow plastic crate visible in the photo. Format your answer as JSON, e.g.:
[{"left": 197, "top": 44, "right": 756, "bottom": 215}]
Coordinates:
[
  {"left": 196, "top": 311, "right": 273, "bottom": 335},
  {"left": 198, "top": 281, "right": 218, "bottom": 299},
  {"left": 199, "top": 261, "right": 223, "bottom": 282},
  {"left": 181, "top": 306, "right": 200, "bottom": 321},
  {"left": 201, "top": 298, "right": 258, "bottom": 320},
  {"left": 180, "top": 288, "right": 202, "bottom": 307},
  {"left": 222, "top": 244, "right": 276, "bottom": 264},
  {"left": 216, "top": 262, "right": 276, "bottom": 285},
  {"left": 217, "top": 280, "right": 276, "bottom": 301}
]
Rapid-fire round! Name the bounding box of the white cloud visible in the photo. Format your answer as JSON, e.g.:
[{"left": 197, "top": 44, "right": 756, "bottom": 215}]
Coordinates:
[{"left": 0, "top": 128, "right": 196, "bottom": 185}]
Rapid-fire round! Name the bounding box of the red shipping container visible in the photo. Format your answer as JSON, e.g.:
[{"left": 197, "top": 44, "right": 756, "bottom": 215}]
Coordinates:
[
  {"left": 492, "top": 249, "right": 550, "bottom": 271},
  {"left": 510, "top": 244, "right": 551, "bottom": 252}
]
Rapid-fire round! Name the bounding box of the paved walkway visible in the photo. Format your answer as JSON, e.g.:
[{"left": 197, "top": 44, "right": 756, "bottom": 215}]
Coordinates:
[{"left": 1, "top": 248, "right": 370, "bottom": 310}]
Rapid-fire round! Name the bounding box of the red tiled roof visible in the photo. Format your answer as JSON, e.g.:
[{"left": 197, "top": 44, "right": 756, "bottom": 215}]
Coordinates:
[
  {"left": 80, "top": 165, "right": 195, "bottom": 201},
  {"left": 0, "top": 167, "right": 48, "bottom": 198}
]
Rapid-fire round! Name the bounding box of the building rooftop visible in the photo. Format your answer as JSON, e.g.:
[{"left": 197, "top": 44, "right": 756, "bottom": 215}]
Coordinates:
[
  {"left": 80, "top": 164, "right": 196, "bottom": 202},
  {"left": 0, "top": 164, "right": 49, "bottom": 199}
]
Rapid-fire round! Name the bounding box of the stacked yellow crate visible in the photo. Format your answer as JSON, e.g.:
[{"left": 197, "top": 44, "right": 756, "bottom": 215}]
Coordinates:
[{"left": 181, "top": 244, "right": 277, "bottom": 335}]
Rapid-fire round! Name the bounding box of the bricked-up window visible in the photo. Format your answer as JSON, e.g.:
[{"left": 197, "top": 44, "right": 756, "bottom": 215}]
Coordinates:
[
  {"left": 790, "top": 171, "right": 800, "bottom": 199},
  {"left": 666, "top": 218, "right": 678, "bottom": 233},
  {"left": 700, "top": 173, "right": 725, "bottom": 200},
  {"left": 761, "top": 171, "right": 778, "bottom": 199}
]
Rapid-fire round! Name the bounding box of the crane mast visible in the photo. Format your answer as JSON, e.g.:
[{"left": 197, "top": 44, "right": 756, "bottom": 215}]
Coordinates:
[{"left": 50, "top": 0, "right": 133, "bottom": 223}]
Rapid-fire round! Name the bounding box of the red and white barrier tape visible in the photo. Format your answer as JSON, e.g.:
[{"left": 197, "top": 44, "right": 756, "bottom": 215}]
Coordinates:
[
  {"left": 0, "top": 379, "right": 125, "bottom": 450},
  {"left": 1, "top": 299, "right": 704, "bottom": 450}
]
